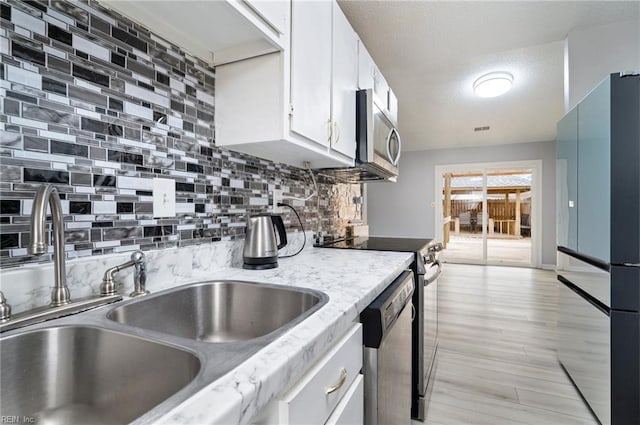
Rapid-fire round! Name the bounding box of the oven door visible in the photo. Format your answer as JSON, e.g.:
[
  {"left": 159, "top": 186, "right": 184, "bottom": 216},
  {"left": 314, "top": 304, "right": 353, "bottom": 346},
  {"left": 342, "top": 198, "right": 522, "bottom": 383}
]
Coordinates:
[
  {"left": 413, "top": 259, "right": 441, "bottom": 419},
  {"left": 420, "top": 260, "right": 441, "bottom": 393}
]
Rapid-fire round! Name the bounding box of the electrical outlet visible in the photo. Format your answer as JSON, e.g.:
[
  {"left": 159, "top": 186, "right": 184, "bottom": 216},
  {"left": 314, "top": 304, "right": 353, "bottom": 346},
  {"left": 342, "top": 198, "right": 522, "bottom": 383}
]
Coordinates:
[
  {"left": 272, "top": 189, "right": 283, "bottom": 213},
  {"left": 153, "top": 178, "right": 176, "bottom": 217}
]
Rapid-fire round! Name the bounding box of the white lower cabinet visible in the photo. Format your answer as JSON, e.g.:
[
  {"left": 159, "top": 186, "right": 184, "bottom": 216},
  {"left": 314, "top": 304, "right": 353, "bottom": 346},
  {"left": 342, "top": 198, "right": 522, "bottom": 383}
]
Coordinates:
[
  {"left": 325, "top": 374, "right": 363, "bottom": 425},
  {"left": 251, "top": 324, "right": 363, "bottom": 425}
]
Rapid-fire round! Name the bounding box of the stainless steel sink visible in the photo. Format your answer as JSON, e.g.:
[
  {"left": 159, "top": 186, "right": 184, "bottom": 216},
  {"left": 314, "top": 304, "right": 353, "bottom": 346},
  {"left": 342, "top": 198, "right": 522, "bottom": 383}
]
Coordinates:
[
  {"left": 0, "top": 281, "right": 327, "bottom": 424},
  {"left": 0, "top": 326, "right": 200, "bottom": 424},
  {"left": 107, "top": 280, "right": 323, "bottom": 342}
]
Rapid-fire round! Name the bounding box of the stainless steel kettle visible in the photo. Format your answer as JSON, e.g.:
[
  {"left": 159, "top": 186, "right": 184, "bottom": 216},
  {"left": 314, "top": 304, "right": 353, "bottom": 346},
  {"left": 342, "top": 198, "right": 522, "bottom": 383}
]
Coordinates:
[{"left": 243, "top": 214, "right": 288, "bottom": 270}]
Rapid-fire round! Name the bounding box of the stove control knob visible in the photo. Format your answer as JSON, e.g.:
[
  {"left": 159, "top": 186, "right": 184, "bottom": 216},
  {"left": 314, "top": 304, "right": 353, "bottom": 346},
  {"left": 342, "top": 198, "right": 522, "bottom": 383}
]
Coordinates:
[{"left": 424, "top": 254, "right": 435, "bottom": 264}]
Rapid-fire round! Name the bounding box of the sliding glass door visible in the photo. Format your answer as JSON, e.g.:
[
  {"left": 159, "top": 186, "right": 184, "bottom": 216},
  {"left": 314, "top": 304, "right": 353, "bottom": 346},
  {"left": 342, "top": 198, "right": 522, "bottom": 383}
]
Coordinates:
[
  {"left": 437, "top": 161, "right": 539, "bottom": 267},
  {"left": 485, "top": 168, "right": 533, "bottom": 265},
  {"left": 442, "top": 171, "right": 486, "bottom": 263}
]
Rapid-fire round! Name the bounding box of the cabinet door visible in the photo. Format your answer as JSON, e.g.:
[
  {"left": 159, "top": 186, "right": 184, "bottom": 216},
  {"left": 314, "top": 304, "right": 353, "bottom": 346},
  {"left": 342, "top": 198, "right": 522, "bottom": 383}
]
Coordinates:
[
  {"left": 373, "top": 67, "right": 389, "bottom": 110},
  {"left": 244, "top": 0, "right": 289, "bottom": 36},
  {"left": 388, "top": 87, "right": 398, "bottom": 123},
  {"left": 357, "top": 41, "right": 375, "bottom": 90},
  {"left": 556, "top": 107, "right": 578, "bottom": 251},
  {"left": 290, "top": 0, "right": 332, "bottom": 147},
  {"left": 577, "top": 77, "right": 611, "bottom": 262},
  {"left": 279, "top": 325, "right": 362, "bottom": 424},
  {"left": 330, "top": 4, "right": 357, "bottom": 159},
  {"left": 325, "top": 374, "right": 364, "bottom": 425}
]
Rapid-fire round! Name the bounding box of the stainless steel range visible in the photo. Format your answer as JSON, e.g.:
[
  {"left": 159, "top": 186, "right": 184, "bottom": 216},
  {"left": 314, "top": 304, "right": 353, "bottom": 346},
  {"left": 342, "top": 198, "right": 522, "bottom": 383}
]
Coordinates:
[{"left": 317, "top": 237, "right": 443, "bottom": 420}]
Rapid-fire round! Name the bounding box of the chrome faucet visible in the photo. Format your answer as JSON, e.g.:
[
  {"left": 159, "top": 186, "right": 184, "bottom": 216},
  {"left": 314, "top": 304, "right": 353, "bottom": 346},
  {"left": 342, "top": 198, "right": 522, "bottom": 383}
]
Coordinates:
[
  {"left": 29, "top": 184, "right": 71, "bottom": 307},
  {"left": 100, "top": 251, "right": 149, "bottom": 297},
  {"left": 0, "top": 184, "right": 125, "bottom": 333}
]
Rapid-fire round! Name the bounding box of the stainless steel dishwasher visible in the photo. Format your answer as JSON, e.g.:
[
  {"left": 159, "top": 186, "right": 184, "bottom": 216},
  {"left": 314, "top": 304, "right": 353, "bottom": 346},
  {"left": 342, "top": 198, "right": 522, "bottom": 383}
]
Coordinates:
[{"left": 361, "top": 270, "right": 415, "bottom": 425}]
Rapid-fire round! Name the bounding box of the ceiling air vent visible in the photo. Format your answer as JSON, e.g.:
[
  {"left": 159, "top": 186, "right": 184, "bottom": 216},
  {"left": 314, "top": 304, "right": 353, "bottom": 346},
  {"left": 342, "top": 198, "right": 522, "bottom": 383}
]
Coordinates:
[{"left": 474, "top": 126, "right": 490, "bottom": 132}]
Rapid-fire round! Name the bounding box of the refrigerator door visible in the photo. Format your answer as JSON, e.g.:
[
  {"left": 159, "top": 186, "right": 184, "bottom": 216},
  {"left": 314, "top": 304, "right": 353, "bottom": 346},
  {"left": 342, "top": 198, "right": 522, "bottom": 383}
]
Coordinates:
[
  {"left": 556, "top": 107, "right": 579, "bottom": 251},
  {"left": 557, "top": 250, "right": 610, "bottom": 308},
  {"left": 610, "top": 73, "right": 640, "bottom": 265},
  {"left": 557, "top": 279, "right": 611, "bottom": 425},
  {"left": 611, "top": 309, "right": 640, "bottom": 425},
  {"left": 577, "top": 77, "right": 611, "bottom": 263}
]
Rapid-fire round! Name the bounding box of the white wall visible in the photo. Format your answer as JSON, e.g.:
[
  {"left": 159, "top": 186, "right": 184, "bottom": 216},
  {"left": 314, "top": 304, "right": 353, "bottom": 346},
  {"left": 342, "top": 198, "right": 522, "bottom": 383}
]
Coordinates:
[
  {"left": 366, "top": 141, "right": 557, "bottom": 266},
  {"left": 566, "top": 16, "right": 640, "bottom": 111}
]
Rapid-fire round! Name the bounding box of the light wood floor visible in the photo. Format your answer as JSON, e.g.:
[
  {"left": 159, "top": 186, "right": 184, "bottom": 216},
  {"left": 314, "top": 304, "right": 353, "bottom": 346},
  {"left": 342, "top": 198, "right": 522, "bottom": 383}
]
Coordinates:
[
  {"left": 414, "top": 264, "right": 598, "bottom": 425},
  {"left": 441, "top": 235, "right": 532, "bottom": 265}
]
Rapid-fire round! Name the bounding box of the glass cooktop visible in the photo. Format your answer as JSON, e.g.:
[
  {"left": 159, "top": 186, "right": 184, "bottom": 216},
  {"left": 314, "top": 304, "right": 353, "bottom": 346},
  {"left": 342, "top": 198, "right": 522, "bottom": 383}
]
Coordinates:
[{"left": 317, "top": 237, "right": 435, "bottom": 253}]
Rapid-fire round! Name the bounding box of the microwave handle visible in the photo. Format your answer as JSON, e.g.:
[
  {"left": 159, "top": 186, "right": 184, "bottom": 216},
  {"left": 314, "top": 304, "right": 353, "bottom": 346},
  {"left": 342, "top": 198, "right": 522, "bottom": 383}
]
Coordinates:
[{"left": 386, "top": 127, "right": 402, "bottom": 166}]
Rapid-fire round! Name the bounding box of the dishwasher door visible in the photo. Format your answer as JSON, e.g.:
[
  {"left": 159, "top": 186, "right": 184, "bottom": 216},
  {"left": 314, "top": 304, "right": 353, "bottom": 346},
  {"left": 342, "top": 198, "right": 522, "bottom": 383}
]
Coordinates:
[{"left": 364, "top": 302, "right": 412, "bottom": 425}]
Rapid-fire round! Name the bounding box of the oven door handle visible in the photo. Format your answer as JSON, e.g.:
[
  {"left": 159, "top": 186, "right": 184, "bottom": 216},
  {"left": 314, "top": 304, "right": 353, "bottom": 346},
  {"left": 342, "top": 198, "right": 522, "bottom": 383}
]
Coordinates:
[{"left": 424, "top": 260, "right": 442, "bottom": 285}]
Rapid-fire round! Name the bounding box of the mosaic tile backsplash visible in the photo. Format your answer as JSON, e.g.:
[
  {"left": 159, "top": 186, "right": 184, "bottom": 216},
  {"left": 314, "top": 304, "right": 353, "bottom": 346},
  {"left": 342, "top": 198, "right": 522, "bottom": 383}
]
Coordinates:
[{"left": 0, "top": 0, "right": 362, "bottom": 268}]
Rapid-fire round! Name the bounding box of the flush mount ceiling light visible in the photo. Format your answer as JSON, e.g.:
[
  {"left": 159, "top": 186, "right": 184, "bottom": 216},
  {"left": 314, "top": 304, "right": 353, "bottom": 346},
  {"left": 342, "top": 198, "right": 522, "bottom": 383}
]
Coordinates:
[{"left": 473, "top": 72, "right": 513, "bottom": 98}]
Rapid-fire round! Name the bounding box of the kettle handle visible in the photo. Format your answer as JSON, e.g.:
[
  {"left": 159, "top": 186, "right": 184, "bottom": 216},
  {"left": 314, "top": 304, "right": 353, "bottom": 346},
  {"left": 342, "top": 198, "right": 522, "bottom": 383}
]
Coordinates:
[{"left": 271, "top": 215, "right": 288, "bottom": 250}]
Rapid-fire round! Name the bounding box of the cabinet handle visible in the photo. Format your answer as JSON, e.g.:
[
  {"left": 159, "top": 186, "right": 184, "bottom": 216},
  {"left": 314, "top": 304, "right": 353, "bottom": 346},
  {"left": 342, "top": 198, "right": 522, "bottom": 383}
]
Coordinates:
[
  {"left": 334, "top": 122, "right": 340, "bottom": 144},
  {"left": 325, "top": 368, "right": 347, "bottom": 394},
  {"left": 327, "top": 119, "right": 333, "bottom": 143}
]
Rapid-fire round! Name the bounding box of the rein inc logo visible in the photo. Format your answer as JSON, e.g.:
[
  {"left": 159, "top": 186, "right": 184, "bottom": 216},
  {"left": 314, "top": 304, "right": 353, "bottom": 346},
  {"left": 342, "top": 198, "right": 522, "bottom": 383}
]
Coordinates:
[{"left": 0, "top": 417, "right": 36, "bottom": 424}]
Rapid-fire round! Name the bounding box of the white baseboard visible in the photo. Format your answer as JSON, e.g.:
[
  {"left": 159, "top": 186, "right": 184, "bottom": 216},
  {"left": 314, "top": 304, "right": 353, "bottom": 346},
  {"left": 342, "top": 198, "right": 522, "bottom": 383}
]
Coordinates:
[{"left": 541, "top": 263, "right": 556, "bottom": 270}]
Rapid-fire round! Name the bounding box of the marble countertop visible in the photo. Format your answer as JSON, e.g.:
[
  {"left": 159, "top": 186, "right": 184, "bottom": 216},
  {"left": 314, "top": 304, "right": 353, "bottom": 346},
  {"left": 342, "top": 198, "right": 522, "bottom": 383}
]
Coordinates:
[{"left": 155, "top": 247, "right": 414, "bottom": 425}]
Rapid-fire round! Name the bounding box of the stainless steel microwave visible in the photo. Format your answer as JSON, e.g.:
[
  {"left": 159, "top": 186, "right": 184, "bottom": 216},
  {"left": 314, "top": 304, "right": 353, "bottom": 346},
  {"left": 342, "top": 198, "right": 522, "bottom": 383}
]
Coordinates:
[
  {"left": 355, "top": 88, "right": 401, "bottom": 181},
  {"left": 316, "top": 89, "right": 401, "bottom": 183}
]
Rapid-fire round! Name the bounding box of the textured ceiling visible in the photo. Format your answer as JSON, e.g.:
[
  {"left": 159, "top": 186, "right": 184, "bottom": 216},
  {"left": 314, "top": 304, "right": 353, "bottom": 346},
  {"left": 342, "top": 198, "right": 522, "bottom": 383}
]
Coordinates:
[{"left": 338, "top": 0, "right": 640, "bottom": 151}]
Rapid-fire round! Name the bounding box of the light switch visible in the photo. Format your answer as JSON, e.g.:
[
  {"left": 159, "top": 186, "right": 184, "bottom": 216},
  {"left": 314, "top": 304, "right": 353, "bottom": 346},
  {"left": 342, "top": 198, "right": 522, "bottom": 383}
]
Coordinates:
[{"left": 153, "top": 178, "right": 176, "bottom": 217}]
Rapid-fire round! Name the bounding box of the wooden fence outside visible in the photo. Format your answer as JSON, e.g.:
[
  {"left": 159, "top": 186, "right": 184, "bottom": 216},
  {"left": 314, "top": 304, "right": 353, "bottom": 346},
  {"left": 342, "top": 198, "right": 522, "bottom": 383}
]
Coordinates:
[{"left": 449, "top": 199, "right": 531, "bottom": 220}]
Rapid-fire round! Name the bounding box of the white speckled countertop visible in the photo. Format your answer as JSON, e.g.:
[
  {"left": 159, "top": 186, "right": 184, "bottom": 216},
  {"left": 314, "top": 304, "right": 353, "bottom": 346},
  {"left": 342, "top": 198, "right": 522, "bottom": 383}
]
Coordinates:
[
  {"left": 157, "top": 247, "right": 413, "bottom": 425},
  {"left": 0, "top": 238, "right": 413, "bottom": 425}
]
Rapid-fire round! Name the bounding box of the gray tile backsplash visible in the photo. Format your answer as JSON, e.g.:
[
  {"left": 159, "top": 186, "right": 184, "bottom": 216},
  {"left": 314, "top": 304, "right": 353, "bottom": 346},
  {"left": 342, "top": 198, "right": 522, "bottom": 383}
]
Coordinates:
[{"left": 0, "top": 0, "right": 362, "bottom": 267}]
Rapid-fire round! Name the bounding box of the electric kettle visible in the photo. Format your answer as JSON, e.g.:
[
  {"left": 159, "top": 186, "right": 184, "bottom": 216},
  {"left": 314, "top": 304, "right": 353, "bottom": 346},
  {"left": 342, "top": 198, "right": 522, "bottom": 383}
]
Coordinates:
[{"left": 243, "top": 214, "right": 288, "bottom": 269}]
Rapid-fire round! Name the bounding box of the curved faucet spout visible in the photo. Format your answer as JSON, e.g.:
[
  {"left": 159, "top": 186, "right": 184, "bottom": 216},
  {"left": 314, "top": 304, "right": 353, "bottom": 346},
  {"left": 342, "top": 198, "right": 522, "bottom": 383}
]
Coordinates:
[{"left": 30, "top": 184, "right": 70, "bottom": 307}]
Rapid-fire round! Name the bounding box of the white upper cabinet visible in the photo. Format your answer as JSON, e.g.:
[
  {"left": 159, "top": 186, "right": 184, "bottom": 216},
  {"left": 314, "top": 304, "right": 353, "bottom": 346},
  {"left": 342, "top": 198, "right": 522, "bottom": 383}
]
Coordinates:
[
  {"left": 102, "top": 0, "right": 288, "bottom": 65},
  {"left": 388, "top": 87, "right": 398, "bottom": 123},
  {"left": 373, "top": 67, "right": 389, "bottom": 110},
  {"left": 358, "top": 41, "right": 375, "bottom": 90},
  {"left": 216, "top": 0, "right": 358, "bottom": 168},
  {"left": 358, "top": 39, "right": 397, "bottom": 123},
  {"left": 290, "top": 1, "right": 332, "bottom": 148},
  {"left": 290, "top": 1, "right": 357, "bottom": 159},
  {"left": 330, "top": 4, "right": 358, "bottom": 159},
  {"left": 245, "top": 0, "right": 289, "bottom": 36}
]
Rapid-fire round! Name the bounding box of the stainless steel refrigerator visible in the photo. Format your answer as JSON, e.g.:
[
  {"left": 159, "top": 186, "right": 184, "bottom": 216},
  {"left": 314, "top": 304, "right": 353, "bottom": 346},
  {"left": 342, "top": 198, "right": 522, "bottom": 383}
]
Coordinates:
[{"left": 556, "top": 72, "right": 639, "bottom": 425}]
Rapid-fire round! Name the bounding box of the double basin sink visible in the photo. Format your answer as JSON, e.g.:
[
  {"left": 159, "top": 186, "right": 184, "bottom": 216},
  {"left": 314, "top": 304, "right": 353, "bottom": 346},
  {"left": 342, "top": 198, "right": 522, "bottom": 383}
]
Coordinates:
[{"left": 0, "top": 280, "right": 327, "bottom": 424}]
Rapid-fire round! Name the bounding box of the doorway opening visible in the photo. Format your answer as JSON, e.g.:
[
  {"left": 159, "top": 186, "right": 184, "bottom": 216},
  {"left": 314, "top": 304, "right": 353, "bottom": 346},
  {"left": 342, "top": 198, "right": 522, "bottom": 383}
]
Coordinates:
[{"left": 435, "top": 161, "right": 542, "bottom": 267}]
